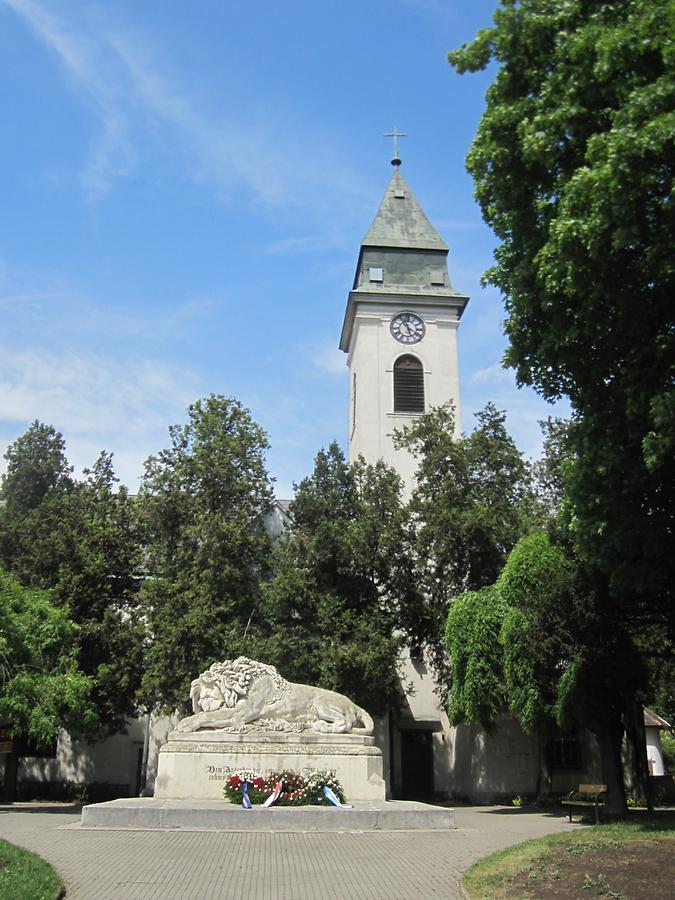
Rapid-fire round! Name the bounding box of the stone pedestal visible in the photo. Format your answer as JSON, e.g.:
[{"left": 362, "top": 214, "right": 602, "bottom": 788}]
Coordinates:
[
  {"left": 154, "top": 730, "right": 386, "bottom": 801},
  {"left": 81, "top": 798, "right": 455, "bottom": 830}
]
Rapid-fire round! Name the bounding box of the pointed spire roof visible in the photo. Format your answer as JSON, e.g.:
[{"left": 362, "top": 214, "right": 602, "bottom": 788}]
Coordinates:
[{"left": 361, "top": 168, "right": 448, "bottom": 251}]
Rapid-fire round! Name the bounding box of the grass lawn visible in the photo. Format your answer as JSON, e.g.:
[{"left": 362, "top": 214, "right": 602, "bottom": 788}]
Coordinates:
[
  {"left": 0, "top": 838, "right": 63, "bottom": 900},
  {"left": 462, "top": 811, "right": 675, "bottom": 899}
]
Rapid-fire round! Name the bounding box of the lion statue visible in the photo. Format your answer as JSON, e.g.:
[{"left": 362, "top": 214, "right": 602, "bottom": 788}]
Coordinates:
[{"left": 175, "top": 657, "right": 374, "bottom": 735}]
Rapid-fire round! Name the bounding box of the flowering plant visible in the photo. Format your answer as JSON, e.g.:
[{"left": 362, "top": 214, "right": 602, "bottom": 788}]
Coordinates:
[{"left": 223, "top": 768, "right": 346, "bottom": 806}]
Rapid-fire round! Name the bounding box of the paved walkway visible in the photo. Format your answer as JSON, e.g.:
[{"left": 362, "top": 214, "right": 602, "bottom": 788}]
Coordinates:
[{"left": 0, "top": 803, "right": 575, "bottom": 899}]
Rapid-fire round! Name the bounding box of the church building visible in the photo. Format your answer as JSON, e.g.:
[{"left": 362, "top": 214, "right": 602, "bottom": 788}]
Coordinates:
[
  {"left": 338, "top": 151, "right": 603, "bottom": 802},
  {"left": 5, "top": 150, "right": 609, "bottom": 807}
]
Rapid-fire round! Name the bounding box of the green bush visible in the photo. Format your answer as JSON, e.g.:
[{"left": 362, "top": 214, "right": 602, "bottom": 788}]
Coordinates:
[{"left": 661, "top": 732, "right": 675, "bottom": 775}]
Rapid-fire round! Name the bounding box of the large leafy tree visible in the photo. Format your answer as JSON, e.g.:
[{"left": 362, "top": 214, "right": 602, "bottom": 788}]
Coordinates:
[
  {"left": 395, "top": 402, "right": 538, "bottom": 691},
  {"left": 447, "top": 534, "right": 642, "bottom": 811},
  {"left": 449, "top": 0, "right": 674, "bottom": 809},
  {"left": 0, "top": 425, "right": 144, "bottom": 733},
  {"left": 445, "top": 585, "right": 506, "bottom": 729},
  {"left": 138, "top": 395, "right": 274, "bottom": 712},
  {"left": 0, "top": 422, "right": 73, "bottom": 588},
  {"left": 0, "top": 566, "right": 98, "bottom": 800},
  {"left": 449, "top": 0, "right": 674, "bottom": 638},
  {"left": 0, "top": 567, "right": 98, "bottom": 743},
  {"left": 257, "top": 444, "right": 409, "bottom": 716},
  {"left": 58, "top": 453, "right": 146, "bottom": 729}
]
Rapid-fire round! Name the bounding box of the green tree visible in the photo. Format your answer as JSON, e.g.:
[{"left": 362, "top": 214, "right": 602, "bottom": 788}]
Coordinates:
[
  {"left": 446, "top": 533, "right": 640, "bottom": 811},
  {"left": 0, "top": 422, "right": 73, "bottom": 588},
  {"left": 497, "top": 533, "right": 635, "bottom": 807},
  {"left": 138, "top": 395, "right": 274, "bottom": 713},
  {"left": 449, "top": 0, "right": 673, "bottom": 431},
  {"left": 530, "top": 417, "right": 573, "bottom": 528},
  {"left": 0, "top": 566, "right": 98, "bottom": 799},
  {"left": 58, "top": 453, "right": 145, "bottom": 730},
  {"left": 257, "top": 444, "right": 408, "bottom": 715},
  {"left": 445, "top": 585, "right": 506, "bottom": 728},
  {"left": 449, "top": 0, "right": 674, "bottom": 811},
  {"left": 0, "top": 567, "right": 97, "bottom": 742},
  {"left": 0, "top": 426, "right": 143, "bottom": 733},
  {"left": 449, "top": 0, "right": 675, "bottom": 638},
  {"left": 395, "top": 402, "right": 537, "bottom": 692}
]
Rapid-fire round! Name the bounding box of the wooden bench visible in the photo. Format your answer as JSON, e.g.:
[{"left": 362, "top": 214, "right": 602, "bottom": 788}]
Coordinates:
[{"left": 567, "top": 784, "right": 608, "bottom": 824}]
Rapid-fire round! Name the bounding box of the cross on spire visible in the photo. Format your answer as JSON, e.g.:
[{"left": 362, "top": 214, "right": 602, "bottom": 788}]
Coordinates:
[{"left": 384, "top": 127, "right": 407, "bottom": 166}]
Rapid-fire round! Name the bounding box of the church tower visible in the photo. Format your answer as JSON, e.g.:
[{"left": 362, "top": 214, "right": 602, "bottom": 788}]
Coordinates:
[
  {"left": 340, "top": 150, "right": 470, "bottom": 799},
  {"left": 339, "top": 155, "right": 469, "bottom": 493}
]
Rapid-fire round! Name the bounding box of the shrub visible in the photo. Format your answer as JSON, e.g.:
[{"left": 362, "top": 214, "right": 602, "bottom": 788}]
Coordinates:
[{"left": 661, "top": 732, "right": 675, "bottom": 775}]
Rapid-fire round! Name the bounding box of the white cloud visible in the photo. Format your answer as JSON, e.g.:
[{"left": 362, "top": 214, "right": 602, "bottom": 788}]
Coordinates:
[
  {"left": 266, "top": 234, "right": 343, "bottom": 256},
  {"left": 3, "top": 0, "right": 371, "bottom": 216},
  {"left": 462, "top": 376, "right": 570, "bottom": 460},
  {"left": 397, "top": 0, "right": 458, "bottom": 19},
  {"left": 0, "top": 345, "right": 200, "bottom": 488},
  {"left": 470, "top": 363, "right": 514, "bottom": 385},
  {"left": 311, "top": 345, "right": 347, "bottom": 376},
  {"left": 3, "top": 0, "right": 139, "bottom": 198},
  {"left": 0, "top": 275, "right": 217, "bottom": 344}
]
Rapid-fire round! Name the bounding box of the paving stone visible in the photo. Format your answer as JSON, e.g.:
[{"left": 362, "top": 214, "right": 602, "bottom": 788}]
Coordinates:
[{"left": 0, "top": 803, "right": 575, "bottom": 899}]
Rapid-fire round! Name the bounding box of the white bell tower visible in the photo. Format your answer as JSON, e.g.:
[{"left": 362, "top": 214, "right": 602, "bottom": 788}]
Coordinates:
[{"left": 339, "top": 157, "right": 469, "bottom": 495}]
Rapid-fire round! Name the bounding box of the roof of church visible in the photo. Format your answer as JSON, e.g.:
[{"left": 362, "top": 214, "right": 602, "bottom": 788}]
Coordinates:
[
  {"left": 644, "top": 707, "right": 672, "bottom": 730},
  {"left": 361, "top": 167, "right": 448, "bottom": 251}
]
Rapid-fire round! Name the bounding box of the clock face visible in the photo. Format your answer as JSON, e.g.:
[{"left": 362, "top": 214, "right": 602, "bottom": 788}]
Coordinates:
[{"left": 390, "top": 312, "right": 425, "bottom": 344}]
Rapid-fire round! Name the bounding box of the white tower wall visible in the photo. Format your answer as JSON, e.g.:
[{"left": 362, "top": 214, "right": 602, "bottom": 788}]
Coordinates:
[{"left": 347, "top": 299, "right": 462, "bottom": 497}]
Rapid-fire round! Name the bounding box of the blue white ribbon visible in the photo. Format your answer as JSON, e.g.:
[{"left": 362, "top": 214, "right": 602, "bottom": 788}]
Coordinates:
[
  {"left": 322, "top": 785, "right": 352, "bottom": 809},
  {"left": 242, "top": 781, "right": 253, "bottom": 809}
]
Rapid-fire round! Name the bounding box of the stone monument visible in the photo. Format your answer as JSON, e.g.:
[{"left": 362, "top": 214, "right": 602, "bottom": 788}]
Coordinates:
[{"left": 154, "top": 657, "right": 386, "bottom": 801}]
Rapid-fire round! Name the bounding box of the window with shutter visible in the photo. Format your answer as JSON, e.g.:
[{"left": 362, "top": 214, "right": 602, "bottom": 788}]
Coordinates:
[{"left": 393, "top": 355, "right": 424, "bottom": 413}]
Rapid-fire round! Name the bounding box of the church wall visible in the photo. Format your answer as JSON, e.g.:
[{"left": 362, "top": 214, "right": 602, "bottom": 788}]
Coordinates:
[
  {"left": 446, "top": 721, "right": 602, "bottom": 803},
  {"left": 388, "top": 652, "right": 558, "bottom": 803},
  {"left": 14, "top": 714, "right": 175, "bottom": 800},
  {"left": 645, "top": 727, "right": 666, "bottom": 777},
  {"left": 549, "top": 732, "right": 602, "bottom": 795},
  {"left": 448, "top": 719, "right": 540, "bottom": 803},
  {"left": 396, "top": 650, "right": 454, "bottom": 798},
  {"left": 348, "top": 299, "right": 462, "bottom": 499},
  {"left": 387, "top": 658, "right": 578, "bottom": 803}
]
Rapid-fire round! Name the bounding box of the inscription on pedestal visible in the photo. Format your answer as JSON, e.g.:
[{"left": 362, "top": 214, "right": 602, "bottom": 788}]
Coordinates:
[{"left": 206, "top": 764, "right": 233, "bottom": 782}]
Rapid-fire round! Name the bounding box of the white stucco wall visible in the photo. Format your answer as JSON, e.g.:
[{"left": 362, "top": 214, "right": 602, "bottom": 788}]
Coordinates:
[
  {"left": 347, "top": 300, "right": 462, "bottom": 499},
  {"left": 395, "top": 650, "right": 455, "bottom": 797},
  {"left": 646, "top": 726, "right": 666, "bottom": 776},
  {"left": 17, "top": 713, "right": 176, "bottom": 798}
]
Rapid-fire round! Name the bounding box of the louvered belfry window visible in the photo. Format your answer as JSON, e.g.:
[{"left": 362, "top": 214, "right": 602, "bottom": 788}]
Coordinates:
[{"left": 394, "top": 355, "right": 424, "bottom": 413}]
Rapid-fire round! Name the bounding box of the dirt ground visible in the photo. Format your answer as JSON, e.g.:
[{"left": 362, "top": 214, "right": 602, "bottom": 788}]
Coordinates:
[{"left": 507, "top": 837, "right": 675, "bottom": 899}]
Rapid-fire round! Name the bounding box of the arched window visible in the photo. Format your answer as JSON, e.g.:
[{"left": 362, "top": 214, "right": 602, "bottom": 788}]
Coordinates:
[{"left": 393, "top": 355, "right": 424, "bottom": 414}]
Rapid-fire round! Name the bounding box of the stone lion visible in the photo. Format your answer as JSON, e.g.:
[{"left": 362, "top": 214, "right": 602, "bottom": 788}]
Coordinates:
[{"left": 175, "top": 657, "right": 374, "bottom": 735}]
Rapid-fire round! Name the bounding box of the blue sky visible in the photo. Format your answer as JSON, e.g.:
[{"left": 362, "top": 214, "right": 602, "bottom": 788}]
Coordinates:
[{"left": 0, "top": 0, "right": 568, "bottom": 497}]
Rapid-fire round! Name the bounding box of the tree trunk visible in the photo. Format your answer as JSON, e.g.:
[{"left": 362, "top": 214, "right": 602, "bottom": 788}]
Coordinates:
[
  {"left": 536, "top": 739, "right": 552, "bottom": 801},
  {"left": 595, "top": 715, "right": 627, "bottom": 816}
]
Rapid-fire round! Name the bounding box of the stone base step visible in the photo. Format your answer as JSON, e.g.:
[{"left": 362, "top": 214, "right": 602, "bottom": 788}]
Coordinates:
[{"left": 79, "top": 798, "right": 455, "bottom": 831}]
